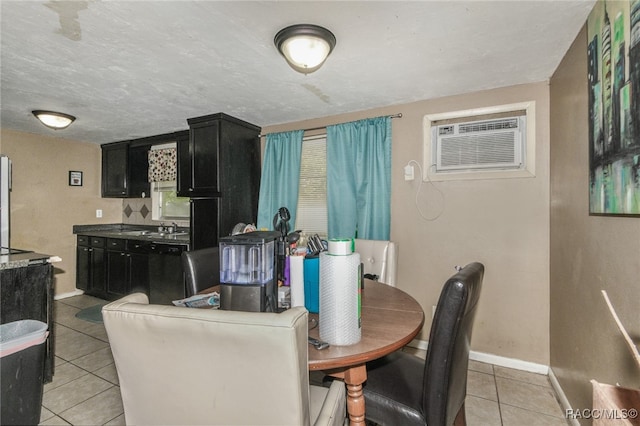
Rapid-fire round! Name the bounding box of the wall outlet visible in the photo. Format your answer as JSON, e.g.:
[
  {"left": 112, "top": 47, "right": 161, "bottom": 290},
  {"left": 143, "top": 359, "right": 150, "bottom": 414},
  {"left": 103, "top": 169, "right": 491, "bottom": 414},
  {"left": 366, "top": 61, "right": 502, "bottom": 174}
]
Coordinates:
[
  {"left": 96, "top": 209, "right": 103, "bottom": 218},
  {"left": 404, "top": 164, "right": 415, "bottom": 181}
]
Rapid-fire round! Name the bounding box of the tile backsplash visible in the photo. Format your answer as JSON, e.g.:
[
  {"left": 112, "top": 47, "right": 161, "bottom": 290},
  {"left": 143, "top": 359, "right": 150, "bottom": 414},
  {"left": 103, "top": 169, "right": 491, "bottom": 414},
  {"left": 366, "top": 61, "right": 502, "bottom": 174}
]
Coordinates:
[{"left": 121, "top": 198, "right": 189, "bottom": 227}]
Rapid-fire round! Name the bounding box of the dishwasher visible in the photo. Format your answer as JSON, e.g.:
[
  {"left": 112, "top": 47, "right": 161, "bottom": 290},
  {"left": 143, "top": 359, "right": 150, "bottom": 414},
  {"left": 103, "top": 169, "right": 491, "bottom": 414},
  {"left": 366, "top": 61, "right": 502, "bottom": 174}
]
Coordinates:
[{"left": 147, "top": 243, "right": 187, "bottom": 305}]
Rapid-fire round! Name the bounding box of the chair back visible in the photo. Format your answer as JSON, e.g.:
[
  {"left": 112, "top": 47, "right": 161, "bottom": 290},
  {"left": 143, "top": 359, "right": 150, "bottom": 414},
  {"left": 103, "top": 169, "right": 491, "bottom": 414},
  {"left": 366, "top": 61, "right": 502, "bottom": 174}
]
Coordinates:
[
  {"left": 103, "top": 294, "right": 312, "bottom": 425},
  {"left": 181, "top": 247, "right": 220, "bottom": 297},
  {"left": 354, "top": 239, "right": 398, "bottom": 286},
  {"left": 422, "top": 262, "right": 484, "bottom": 426}
]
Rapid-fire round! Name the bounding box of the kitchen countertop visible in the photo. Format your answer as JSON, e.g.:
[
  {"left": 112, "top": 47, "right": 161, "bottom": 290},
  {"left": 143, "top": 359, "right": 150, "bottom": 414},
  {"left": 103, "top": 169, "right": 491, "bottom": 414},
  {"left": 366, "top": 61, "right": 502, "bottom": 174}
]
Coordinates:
[
  {"left": 73, "top": 224, "right": 190, "bottom": 245},
  {"left": 0, "top": 251, "right": 58, "bottom": 270}
]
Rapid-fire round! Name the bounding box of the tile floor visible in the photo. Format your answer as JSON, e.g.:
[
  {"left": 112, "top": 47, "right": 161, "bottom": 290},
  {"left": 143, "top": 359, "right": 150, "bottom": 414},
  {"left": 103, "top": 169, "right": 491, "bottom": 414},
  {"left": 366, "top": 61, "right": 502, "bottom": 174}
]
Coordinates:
[{"left": 40, "top": 295, "right": 568, "bottom": 425}]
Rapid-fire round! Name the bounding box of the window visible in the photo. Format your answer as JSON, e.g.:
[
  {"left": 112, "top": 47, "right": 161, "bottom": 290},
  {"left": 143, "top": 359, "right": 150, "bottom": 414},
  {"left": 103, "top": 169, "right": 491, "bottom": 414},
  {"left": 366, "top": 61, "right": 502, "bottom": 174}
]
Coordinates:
[
  {"left": 148, "top": 142, "right": 190, "bottom": 221},
  {"left": 295, "top": 135, "right": 327, "bottom": 237},
  {"left": 151, "top": 181, "right": 190, "bottom": 220}
]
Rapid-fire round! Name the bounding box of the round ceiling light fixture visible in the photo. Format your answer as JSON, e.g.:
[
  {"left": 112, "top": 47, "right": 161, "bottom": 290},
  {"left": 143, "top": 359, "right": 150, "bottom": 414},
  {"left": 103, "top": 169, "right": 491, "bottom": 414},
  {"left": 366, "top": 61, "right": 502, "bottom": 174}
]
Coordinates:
[
  {"left": 32, "top": 110, "right": 76, "bottom": 130},
  {"left": 274, "top": 24, "right": 336, "bottom": 74}
]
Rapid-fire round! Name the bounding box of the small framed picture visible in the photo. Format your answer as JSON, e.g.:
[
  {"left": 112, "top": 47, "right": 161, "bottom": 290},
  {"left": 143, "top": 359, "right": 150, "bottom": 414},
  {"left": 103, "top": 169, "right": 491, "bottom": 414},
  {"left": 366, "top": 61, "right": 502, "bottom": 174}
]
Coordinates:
[{"left": 69, "top": 171, "right": 83, "bottom": 186}]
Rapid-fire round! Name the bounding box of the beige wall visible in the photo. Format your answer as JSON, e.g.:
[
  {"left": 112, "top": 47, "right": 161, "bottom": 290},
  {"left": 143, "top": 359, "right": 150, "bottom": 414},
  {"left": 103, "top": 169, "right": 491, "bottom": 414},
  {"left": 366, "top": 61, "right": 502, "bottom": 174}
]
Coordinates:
[
  {"left": 263, "top": 82, "right": 551, "bottom": 364},
  {"left": 1, "top": 129, "right": 121, "bottom": 296},
  {"left": 549, "top": 23, "right": 640, "bottom": 417}
]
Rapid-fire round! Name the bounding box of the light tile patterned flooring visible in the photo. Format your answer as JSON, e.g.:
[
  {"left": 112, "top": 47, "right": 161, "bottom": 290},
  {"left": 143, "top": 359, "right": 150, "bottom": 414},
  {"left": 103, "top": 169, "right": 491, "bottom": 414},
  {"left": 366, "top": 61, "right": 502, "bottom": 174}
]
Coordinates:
[{"left": 41, "top": 295, "right": 568, "bottom": 425}]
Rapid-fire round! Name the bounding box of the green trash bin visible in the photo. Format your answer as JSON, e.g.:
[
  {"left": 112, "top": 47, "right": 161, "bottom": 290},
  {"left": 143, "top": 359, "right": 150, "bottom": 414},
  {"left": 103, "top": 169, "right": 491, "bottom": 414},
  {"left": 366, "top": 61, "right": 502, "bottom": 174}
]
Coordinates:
[{"left": 0, "top": 319, "right": 49, "bottom": 426}]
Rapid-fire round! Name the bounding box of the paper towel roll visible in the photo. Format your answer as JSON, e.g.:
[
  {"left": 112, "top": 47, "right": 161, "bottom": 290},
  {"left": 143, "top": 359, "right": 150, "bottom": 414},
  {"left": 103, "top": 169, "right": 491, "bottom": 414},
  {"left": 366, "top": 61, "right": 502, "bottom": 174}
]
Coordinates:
[
  {"left": 290, "top": 255, "right": 305, "bottom": 307},
  {"left": 327, "top": 238, "right": 353, "bottom": 256},
  {"left": 319, "top": 252, "right": 361, "bottom": 345}
]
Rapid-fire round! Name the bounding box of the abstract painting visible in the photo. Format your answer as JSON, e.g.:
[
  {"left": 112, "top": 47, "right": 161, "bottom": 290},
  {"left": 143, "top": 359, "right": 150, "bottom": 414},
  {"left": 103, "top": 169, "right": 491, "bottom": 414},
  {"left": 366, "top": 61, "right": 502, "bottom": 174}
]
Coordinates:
[{"left": 587, "top": 0, "right": 640, "bottom": 215}]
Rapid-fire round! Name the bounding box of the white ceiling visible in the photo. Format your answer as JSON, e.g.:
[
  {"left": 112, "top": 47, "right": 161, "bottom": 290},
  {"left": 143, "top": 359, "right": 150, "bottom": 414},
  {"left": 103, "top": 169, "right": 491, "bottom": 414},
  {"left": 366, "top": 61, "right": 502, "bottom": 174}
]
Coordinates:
[{"left": 1, "top": 1, "right": 595, "bottom": 145}]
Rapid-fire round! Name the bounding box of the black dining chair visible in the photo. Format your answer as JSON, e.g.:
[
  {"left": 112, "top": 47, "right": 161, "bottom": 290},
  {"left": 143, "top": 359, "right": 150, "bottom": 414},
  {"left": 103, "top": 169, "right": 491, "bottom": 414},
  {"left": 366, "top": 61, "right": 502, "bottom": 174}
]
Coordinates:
[
  {"left": 181, "top": 247, "right": 220, "bottom": 297},
  {"left": 361, "top": 262, "right": 484, "bottom": 426}
]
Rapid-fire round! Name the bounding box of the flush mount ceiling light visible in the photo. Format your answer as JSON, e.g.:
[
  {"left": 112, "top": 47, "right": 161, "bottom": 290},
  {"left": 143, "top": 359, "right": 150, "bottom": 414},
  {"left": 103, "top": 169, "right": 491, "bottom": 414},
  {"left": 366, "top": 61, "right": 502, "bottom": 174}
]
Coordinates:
[
  {"left": 274, "top": 24, "right": 336, "bottom": 74},
  {"left": 32, "top": 110, "right": 76, "bottom": 130}
]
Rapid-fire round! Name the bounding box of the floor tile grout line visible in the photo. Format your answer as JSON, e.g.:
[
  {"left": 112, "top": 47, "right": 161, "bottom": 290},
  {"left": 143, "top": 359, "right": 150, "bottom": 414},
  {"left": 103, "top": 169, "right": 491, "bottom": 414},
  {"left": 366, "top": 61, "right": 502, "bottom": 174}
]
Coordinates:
[
  {"left": 58, "top": 385, "right": 121, "bottom": 425},
  {"left": 494, "top": 373, "right": 555, "bottom": 389},
  {"left": 489, "top": 365, "right": 505, "bottom": 425},
  {"left": 45, "top": 376, "right": 120, "bottom": 425},
  {"left": 498, "top": 401, "right": 568, "bottom": 420}
]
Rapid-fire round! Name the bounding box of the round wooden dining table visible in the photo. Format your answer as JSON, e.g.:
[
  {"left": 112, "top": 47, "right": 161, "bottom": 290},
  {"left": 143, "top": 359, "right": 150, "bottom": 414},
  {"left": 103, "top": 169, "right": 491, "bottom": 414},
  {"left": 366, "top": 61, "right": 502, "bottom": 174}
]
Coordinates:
[{"left": 307, "top": 279, "right": 425, "bottom": 426}]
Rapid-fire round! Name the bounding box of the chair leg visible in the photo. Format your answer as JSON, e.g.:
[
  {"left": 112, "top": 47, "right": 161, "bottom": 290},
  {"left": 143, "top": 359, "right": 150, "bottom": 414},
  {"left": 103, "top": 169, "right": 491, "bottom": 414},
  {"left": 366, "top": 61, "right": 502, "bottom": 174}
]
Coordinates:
[{"left": 453, "top": 402, "right": 467, "bottom": 426}]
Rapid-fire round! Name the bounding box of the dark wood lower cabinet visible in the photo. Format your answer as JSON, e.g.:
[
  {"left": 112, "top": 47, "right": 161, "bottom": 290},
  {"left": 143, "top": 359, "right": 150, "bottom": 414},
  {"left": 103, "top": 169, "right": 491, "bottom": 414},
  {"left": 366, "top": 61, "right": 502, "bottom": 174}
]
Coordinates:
[
  {"left": 76, "top": 236, "right": 107, "bottom": 299},
  {"left": 106, "top": 245, "right": 149, "bottom": 299},
  {"left": 0, "top": 263, "right": 55, "bottom": 383},
  {"left": 80, "top": 236, "right": 180, "bottom": 302}
]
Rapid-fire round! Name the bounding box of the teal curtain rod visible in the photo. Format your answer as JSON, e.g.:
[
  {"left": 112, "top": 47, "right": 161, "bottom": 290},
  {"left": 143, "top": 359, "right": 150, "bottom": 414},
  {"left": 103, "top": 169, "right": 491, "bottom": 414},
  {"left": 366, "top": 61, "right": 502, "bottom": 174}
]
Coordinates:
[{"left": 258, "top": 112, "right": 402, "bottom": 138}]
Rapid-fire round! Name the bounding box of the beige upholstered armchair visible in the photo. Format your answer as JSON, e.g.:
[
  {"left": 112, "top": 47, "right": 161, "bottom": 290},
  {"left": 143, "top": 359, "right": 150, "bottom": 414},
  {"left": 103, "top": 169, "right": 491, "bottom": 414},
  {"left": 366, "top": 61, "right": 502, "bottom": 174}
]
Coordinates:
[
  {"left": 102, "top": 293, "right": 346, "bottom": 425},
  {"left": 354, "top": 239, "right": 398, "bottom": 286}
]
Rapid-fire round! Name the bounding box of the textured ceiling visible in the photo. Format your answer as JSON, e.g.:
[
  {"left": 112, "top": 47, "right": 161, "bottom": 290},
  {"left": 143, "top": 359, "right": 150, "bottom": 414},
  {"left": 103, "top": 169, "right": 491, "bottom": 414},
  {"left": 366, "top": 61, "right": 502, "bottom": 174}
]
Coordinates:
[{"left": 1, "top": 1, "right": 595, "bottom": 144}]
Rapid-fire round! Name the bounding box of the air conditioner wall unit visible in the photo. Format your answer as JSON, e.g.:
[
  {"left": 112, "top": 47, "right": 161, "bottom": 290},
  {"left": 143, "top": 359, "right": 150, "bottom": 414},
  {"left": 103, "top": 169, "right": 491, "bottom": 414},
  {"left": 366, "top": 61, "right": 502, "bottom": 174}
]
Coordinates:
[{"left": 432, "top": 116, "right": 526, "bottom": 173}]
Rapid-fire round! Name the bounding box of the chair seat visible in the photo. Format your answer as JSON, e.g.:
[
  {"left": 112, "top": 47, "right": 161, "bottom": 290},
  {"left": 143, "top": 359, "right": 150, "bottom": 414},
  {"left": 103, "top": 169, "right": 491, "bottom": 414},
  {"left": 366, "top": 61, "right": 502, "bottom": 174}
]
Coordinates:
[
  {"left": 363, "top": 351, "right": 426, "bottom": 426},
  {"left": 311, "top": 382, "right": 347, "bottom": 426}
]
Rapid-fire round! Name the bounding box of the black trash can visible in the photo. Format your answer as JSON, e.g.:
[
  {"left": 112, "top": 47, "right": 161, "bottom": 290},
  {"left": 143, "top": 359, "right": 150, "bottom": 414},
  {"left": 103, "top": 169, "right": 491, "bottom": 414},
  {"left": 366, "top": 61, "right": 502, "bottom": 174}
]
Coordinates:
[{"left": 0, "top": 319, "right": 49, "bottom": 426}]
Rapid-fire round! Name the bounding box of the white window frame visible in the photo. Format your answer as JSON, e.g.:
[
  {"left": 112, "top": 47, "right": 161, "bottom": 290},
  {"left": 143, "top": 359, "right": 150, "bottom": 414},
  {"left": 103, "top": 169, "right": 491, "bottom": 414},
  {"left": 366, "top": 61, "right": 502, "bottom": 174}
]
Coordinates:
[
  {"left": 149, "top": 143, "right": 190, "bottom": 221},
  {"left": 295, "top": 134, "right": 328, "bottom": 238}
]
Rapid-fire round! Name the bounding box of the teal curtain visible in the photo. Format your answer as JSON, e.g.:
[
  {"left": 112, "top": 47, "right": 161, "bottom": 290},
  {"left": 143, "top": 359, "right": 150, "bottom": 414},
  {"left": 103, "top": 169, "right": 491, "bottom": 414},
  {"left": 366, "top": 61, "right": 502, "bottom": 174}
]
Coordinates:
[
  {"left": 326, "top": 117, "right": 391, "bottom": 240},
  {"left": 256, "top": 130, "right": 304, "bottom": 231}
]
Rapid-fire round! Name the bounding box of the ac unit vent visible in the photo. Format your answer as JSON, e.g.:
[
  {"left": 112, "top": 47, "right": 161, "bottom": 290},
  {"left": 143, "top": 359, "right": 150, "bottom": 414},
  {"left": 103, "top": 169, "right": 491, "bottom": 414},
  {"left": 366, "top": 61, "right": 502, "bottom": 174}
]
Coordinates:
[
  {"left": 433, "top": 116, "right": 525, "bottom": 173},
  {"left": 458, "top": 118, "right": 518, "bottom": 134}
]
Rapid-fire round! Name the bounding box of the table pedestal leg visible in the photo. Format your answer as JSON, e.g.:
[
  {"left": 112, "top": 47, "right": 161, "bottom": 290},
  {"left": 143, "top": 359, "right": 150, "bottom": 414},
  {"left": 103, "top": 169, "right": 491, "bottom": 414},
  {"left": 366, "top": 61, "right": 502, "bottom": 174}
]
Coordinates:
[{"left": 328, "top": 364, "right": 367, "bottom": 426}]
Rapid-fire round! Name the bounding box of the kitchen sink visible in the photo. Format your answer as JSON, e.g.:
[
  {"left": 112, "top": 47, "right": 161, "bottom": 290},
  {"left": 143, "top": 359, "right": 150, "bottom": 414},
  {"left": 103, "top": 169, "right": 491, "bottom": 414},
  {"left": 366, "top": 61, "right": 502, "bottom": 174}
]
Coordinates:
[
  {"left": 115, "top": 230, "right": 189, "bottom": 238},
  {"left": 146, "top": 231, "right": 189, "bottom": 238},
  {"left": 116, "top": 230, "right": 152, "bottom": 236}
]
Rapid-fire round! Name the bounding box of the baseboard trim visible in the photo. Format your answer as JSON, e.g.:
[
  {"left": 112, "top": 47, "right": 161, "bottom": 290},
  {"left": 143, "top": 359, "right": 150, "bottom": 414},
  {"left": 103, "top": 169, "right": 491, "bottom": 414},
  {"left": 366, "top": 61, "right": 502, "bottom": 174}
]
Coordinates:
[
  {"left": 408, "top": 338, "right": 549, "bottom": 374},
  {"left": 548, "top": 367, "right": 578, "bottom": 426},
  {"left": 54, "top": 289, "right": 85, "bottom": 300}
]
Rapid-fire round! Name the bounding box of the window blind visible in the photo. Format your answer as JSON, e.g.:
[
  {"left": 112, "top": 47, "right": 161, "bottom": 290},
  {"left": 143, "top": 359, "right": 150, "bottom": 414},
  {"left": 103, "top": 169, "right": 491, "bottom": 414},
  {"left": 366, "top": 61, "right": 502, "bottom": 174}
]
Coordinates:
[{"left": 295, "top": 136, "right": 327, "bottom": 237}]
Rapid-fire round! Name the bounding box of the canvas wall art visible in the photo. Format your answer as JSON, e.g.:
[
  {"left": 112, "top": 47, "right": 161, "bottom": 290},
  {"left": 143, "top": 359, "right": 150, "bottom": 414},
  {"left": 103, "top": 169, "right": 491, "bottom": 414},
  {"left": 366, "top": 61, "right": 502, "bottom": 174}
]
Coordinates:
[{"left": 587, "top": 0, "right": 640, "bottom": 215}]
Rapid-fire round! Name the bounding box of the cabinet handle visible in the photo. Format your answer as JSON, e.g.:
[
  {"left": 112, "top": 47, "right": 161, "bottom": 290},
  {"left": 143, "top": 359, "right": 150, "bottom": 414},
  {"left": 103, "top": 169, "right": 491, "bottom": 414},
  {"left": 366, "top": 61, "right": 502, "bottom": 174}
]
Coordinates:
[
  {"left": 120, "top": 252, "right": 125, "bottom": 256},
  {"left": 188, "top": 188, "right": 193, "bottom": 191}
]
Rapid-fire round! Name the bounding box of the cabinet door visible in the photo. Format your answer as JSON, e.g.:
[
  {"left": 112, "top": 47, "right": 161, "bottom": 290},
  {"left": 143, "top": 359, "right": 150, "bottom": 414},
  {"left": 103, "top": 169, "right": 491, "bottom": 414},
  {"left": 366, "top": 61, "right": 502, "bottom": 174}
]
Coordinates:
[
  {"left": 128, "top": 144, "right": 151, "bottom": 198},
  {"left": 76, "top": 245, "right": 91, "bottom": 291},
  {"left": 102, "top": 143, "right": 128, "bottom": 197},
  {"left": 89, "top": 247, "right": 106, "bottom": 297},
  {"left": 190, "top": 198, "right": 219, "bottom": 250},
  {"left": 188, "top": 120, "right": 220, "bottom": 197},
  {"left": 128, "top": 252, "right": 149, "bottom": 296},
  {"left": 106, "top": 250, "right": 128, "bottom": 299},
  {"left": 176, "top": 132, "right": 191, "bottom": 197}
]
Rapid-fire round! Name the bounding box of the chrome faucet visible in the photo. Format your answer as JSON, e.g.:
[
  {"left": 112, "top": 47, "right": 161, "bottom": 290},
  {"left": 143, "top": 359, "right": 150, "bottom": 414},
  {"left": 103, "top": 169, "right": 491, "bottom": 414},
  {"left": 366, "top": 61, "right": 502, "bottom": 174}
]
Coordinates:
[{"left": 171, "top": 222, "right": 178, "bottom": 234}]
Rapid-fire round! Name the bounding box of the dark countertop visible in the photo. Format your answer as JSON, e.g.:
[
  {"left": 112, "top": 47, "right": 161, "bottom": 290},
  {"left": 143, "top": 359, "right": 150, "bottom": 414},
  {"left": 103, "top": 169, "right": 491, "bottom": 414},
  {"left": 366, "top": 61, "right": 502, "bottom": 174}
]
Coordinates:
[
  {"left": 0, "top": 251, "right": 57, "bottom": 270},
  {"left": 73, "top": 223, "right": 190, "bottom": 245}
]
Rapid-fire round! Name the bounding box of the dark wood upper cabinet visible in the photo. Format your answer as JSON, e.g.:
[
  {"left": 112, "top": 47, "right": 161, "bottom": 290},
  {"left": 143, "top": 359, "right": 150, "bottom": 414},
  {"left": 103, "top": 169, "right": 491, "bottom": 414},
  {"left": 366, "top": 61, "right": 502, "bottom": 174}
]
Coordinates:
[
  {"left": 178, "top": 113, "right": 261, "bottom": 198},
  {"left": 127, "top": 143, "right": 152, "bottom": 198},
  {"left": 102, "top": 142, "right": 129, "bottom": 197},
  {"left": 102, "top": 131, "right": 188, "bottom": 198}
]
